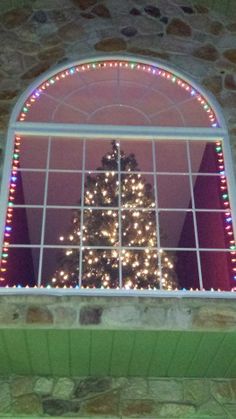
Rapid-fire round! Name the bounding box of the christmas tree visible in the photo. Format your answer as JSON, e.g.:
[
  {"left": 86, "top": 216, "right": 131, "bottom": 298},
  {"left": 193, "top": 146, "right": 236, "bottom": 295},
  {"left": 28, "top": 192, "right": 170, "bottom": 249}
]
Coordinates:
[{"left": 50, "top": 141, "right": 178, "bottom": 289}]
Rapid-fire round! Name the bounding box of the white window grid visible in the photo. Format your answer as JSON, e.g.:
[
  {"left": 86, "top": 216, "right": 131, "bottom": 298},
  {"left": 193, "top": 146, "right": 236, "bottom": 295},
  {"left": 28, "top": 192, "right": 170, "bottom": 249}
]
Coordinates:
[{"left": 2, "top": 128, "right": 236, "bottom": 291}]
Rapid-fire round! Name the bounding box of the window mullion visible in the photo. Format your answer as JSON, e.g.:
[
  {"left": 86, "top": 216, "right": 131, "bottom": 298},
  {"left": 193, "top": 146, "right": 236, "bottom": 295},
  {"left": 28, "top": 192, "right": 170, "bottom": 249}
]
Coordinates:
[{"left": 37, "top": 137, "right": 51, "bottom": 287}]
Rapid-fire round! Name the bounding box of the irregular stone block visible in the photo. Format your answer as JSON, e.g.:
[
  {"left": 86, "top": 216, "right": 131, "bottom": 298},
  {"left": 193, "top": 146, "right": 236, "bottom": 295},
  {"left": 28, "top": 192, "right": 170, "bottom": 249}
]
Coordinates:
[
  {"left": 0, "top": 50, "right": 25, "bottom": 76},
  {"left": 38, "top": 46, "right": 65, "bottom": 61},
  {"left": 95, "top": 37, "right": 127, "bottom": 52},
  {"left": 2, "top": 7, "right": 32, "bottom": 30},
  {"left": 202, "top": 75, "right": 222, "bottom": 95},
  {"left": 58, "top": 22, "right": 84, "bottom": 42},
  {"left": 144, "top": 5, "right": 161, "bottom": 18},
  {"left": 22, "top": 60, "right": 53, "bottom": 80},
  {"left": 53, "top": 306, "right": 77, "bottom": 325},
  {"left": 159, "top": 402, "right": 196, "bottom": 417},
  {"left": 53, "top": 377, "right": 75, "bottom": 399},
  {"left": 92, "top": 4, "right": 111, "bottom": 18},
  {"left": 121, "top": 26, "right": 137, "bottom": 37},
  {"left": 34, "top": 377, "right": 54, "bottom": 396},
  {"left": 121, "top": 378, "right": 149, "bottom": 400},
  {"left": 194, "top": 4, "right": 209, "bottom": 13},
  {"left": 0, "top": 303, "right": 24, "bottom": 324},
  {"left": 209, "top": 21, "right": 224, "bottom": 35},
  {"left": 43, "top": 398, "right": 80, "bottom": 415},
  {"left": 225, "top": 74, "right": 236, "bottom": 90},
  {"left": 130, "top": 7, "right": 141, "bottom": 16},
  {"left": 0, "top": 89, "right": 19, "bottom": 100},
  {"left": 193, "top": 44, "right": 219, "bottom": 61},
  {"left": 122, "top": 399, "right": 158, "bottom": 416},
  {"left": 198, "top": 399, "right": 227, "bottom": 416},
  {"left": 75, "top": 377, "right": 112, "bottom": 398},
  {"left": 81, "top": 390, "right": 119, "bottom": 415},
  {"left": 183, "top": 379, "right": 210, "bottom": 405},
  {"left": 211, "top": 380, "right": 234, "bottom": 403},
  {"left": 79, "top": 305, "right": 103, "bottom": 325},
  {"left": 26, "top": 306, "right": 53, "bottom": 324},
  {"left": 12, "top": 394, "right": 42, "bottom": 415},
  {"left": 181, "top": 6, "right": 194, "bottom": 14},
  {"left": 102, "top": 305, "right": 141, "bottom": 327},
  {"left": 166, "top": 18, "right": 191, "bottom": 37},
  {"left": 32, "top": 10, "right": 48, "bottom": 23},
  {"left": 11, "top": 377, "right": 34, "bottom": 397},
  {"left": 72, "top": 0, "right": 97, "bottom": 10},
  {"left": 149, "top": 379, "right": 183, "bottom": 402},
  {"left": 193, "top": 306, "right": 236, "bottom": 329},
  {"left": 224, "top": 49, "right": 236, "bottom": 64}
]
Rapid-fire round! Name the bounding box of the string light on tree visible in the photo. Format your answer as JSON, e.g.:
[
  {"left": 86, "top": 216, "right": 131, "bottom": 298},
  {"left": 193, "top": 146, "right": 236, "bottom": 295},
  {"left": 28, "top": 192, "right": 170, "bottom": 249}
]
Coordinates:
[{"left": 50, "top": 141, "right": 178, "bottom": 290}]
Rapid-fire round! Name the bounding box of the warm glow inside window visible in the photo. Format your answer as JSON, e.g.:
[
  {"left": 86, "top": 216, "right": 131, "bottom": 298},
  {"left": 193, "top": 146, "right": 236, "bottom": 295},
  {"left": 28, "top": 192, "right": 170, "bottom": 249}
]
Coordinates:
[{"left": 0, "top": 58, "right": 235, "bottom": 291}]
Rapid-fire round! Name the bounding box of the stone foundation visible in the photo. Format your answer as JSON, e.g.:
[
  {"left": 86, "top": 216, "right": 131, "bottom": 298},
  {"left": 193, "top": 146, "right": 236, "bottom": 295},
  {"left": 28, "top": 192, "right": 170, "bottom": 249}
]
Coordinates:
[{"left": 0, "top": 375, "right": 235, "bottom": 417}]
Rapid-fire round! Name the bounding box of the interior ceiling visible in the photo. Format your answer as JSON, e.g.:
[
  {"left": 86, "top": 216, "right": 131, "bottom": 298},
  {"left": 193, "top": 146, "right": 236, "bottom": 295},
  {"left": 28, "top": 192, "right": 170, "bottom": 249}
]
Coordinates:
[{"left": 21, "top": 65, "right": 212, "bottom": 127}]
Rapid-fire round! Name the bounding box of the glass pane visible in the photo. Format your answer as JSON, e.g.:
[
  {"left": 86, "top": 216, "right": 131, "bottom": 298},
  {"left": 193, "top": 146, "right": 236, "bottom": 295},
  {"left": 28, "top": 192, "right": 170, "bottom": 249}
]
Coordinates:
[
  {"left": 155, "top": 141, "right": 188, "bottom": 172},
  {"left": 83, "top": 209, "right": 118, "bottom": 246},
  {"left": 200, "top": 251, "right": 232, "bottom": 291},
  {"left": 42, "top": 248, "right": 80, "bottom": 287},
  {"left": 84, "top": 172, "right": 118, "bottom": 207},
  {"left": 119, "top": 140, "right": 153, "bottom": 172},
  {"left": 47, "top": 172, "right": 82, "bottom": 206},
  {"left": 11, "top": 208, "right": 42, "bottom": 244},
  {"left": 159, "top": 211, "right": 195, "bottom": 248},
  {"left": 121, "top": 249, "right": 160, "bottom": 289},
  {"left": 85, "top": 139, "right": 118, "bottom": 171},
  {"left": 4, "top": 247, "right": 40, "bottom": 287},
  {"left": 196, "top": 212, "right": 226, "bottom": 248},
  {"left": 14, "top": 171, "right": 45, "bottom": 205},
  {"left": 193, "top": 175, "right": 222, "bottom": 209},
  {"left": 45, "top": 209, "right": 81, "bottom": 245},
  {"left": 157, "top": 175, "right": 191, "bottom": 209},
  {"left": 173, "top": 250, "right": 199, "bottom": 290},
  {"left": 190, "top": 142, "right": 218, "bottom": 173},
  {"left": 20, "top": 137, "right": 48, "bottom": 169},
  {"left": 121, "top": 173, "right": 155, "bottom": 209},
  {"left": 82, "top": 249, "right": 119, "bottom": 288},
  {"left": 160, "top": 250, "right": 179, "bottom": 290},
  {"left": 122, "top": 210, "right": 157, "bottom": 247},
  {"left": 50, "top": 138, "right": 83, "bottom": 170}
]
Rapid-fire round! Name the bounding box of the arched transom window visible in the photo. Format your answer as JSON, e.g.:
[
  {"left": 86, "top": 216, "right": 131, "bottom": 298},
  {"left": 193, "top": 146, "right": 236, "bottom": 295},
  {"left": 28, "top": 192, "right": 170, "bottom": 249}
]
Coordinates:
[{"left": 1, "top": 55, "right": 236, "bottom": 293}]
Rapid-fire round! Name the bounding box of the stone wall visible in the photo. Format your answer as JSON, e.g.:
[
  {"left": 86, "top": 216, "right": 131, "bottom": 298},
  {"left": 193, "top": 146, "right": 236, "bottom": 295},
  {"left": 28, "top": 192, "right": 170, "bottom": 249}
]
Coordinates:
[
  {"left": 0, "top": 0, "right": 236, "bottom": 167},
  {"left": 0, "top": 375, "right": 236, "bottom": 417},
  {"left": 0, "top": 293, "right": 235, "bottom": 331}
]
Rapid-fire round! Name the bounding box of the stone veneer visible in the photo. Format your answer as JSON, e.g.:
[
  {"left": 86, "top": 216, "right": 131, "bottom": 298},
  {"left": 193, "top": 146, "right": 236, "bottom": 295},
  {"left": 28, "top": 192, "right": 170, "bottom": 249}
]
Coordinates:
[
  {"left": 0, "top": 375, "right": 236, "bottom": 417},
  {"left": 0, "top": 293, "right": 235, "bottom": 331}
]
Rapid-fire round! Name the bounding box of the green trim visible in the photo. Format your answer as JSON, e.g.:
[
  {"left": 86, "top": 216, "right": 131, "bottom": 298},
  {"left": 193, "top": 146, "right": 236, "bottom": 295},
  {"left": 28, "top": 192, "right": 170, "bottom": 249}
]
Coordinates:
[{"left": 1, "top": 328, "right": 236, "bottom": 378}]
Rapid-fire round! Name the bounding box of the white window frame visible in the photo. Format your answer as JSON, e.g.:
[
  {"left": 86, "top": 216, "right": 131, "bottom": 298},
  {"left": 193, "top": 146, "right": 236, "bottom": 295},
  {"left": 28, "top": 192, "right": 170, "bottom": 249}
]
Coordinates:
[{"left": 1, "top": 54, "right": 236, "bottom": 298}]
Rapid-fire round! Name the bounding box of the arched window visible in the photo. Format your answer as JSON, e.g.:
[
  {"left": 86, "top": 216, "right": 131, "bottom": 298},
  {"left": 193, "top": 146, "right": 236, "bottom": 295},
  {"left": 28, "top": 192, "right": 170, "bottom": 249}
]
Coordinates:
[{"left": 0, "top": 55, "right": 236, "bottom": 293}]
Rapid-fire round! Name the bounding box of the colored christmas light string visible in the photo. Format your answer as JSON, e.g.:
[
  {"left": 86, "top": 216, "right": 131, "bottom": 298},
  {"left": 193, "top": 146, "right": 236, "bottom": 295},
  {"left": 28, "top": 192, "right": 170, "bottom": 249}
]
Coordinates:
[
  {"left": 1, "top": 60, "right": 235, "bottom": 289},
  {"left": 215, "top": 141, "right": 236, "bottom": 288},
  {"left": 18, "top": 59, "right": 218, "bottom": 127},
  {"left": 0, "top": 136, "right": 21, "bottom": 283}
]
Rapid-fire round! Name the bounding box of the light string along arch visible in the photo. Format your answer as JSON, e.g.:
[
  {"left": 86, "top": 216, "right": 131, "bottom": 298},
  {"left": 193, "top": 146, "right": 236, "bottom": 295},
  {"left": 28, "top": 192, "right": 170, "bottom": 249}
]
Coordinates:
[{"left": 0, "top": 59, "right": 235, "bottom": 290}]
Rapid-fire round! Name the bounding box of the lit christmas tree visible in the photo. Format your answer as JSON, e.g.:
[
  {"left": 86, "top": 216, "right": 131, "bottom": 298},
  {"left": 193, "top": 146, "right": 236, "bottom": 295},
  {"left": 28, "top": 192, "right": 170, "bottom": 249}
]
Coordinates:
[{"left": 50, "top": 141, "right": 178, "bottom": 289}]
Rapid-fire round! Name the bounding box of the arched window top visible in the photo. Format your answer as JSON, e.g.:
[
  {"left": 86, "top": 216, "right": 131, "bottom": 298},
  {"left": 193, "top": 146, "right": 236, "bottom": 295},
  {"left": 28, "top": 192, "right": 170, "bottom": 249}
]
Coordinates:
[
  {"left": 2, "top": 54, "right": 236, "bottom": 295},
  {"left": 15, "top": 55, "right": 220, "bottom": 128}
]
